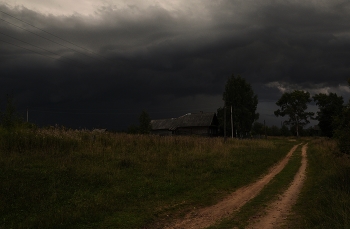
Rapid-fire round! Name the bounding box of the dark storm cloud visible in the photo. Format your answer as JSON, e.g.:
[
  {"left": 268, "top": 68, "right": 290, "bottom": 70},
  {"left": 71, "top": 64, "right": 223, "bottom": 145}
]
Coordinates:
[{"left": 1, "top": 1, "right": 350, "bottom": 128}]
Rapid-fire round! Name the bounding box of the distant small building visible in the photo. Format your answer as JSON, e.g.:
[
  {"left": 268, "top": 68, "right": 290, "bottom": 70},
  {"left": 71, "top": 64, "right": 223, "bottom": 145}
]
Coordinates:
[{"left": 151, "top": 112, "right": 218, "bottom": 137}]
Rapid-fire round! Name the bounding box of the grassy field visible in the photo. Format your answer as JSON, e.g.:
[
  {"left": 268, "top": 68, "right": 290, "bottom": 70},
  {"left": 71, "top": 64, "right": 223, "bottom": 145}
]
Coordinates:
[
  {"left": 1, "top": 128, "right": 349, "bottom": 228},
  {"left": 0, "top": 127, "right": 298, "bottom": 228},
  {"left": 289, "top": 138, "right": 350, "bottom": 228}
]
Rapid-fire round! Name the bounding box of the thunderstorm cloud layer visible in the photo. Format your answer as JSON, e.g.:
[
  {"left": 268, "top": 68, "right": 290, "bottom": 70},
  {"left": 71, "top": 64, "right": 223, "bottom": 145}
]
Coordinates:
[{"left": 1, "top": 0, "right": 350, "bottom": 129}]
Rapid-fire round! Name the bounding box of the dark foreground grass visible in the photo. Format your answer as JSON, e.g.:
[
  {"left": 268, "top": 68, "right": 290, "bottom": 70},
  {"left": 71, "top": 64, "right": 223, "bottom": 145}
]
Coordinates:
[
  {"left": 208, "top": 142, "right": 303, "bottom": 229},
  {"left": 289, "top": 138, "right": 350, "bottom": 228},
  {"left": 0, "top": 128, "right": 297, "bottom": 228}
]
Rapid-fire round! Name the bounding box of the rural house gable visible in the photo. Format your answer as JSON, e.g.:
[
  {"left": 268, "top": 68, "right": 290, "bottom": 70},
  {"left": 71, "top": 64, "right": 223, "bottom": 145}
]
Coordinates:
[{"left": 151, "top": 112, "right": 218, "bottom": 136}]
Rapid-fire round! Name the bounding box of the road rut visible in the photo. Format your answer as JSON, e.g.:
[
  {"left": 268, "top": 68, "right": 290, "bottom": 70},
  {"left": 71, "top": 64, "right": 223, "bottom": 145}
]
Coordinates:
[
  {"left": 248, "top": 143, "right": 308, "bottom": 229},
  {"left": 165, "top": 144, "right": 301, "bottom": 229}
]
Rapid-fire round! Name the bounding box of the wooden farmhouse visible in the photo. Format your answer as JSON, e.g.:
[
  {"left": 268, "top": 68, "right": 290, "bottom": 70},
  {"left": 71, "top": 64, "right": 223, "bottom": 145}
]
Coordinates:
[{"left": 151, "top": 112, "right": 218, "bottom": 137}]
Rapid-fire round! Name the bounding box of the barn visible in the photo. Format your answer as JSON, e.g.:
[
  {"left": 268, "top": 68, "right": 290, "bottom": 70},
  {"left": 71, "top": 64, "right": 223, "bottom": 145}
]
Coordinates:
[{"left": 151, "top": 112, "right": 218, "bottom": 137}]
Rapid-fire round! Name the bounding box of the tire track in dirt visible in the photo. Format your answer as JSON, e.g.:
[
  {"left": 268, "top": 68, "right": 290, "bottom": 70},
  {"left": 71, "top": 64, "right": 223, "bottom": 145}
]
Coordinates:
[
  {"left": 247, "top": 143, "right": 308, "bottom": 229},
  {"left": 165, "top": 144, "right": 301, "bottom": 229}
]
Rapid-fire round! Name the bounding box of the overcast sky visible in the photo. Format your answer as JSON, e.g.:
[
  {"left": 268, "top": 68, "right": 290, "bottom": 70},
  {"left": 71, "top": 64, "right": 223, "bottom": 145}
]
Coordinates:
[{"left": 1, "top": 0, "right": 349, "bottom": 130}]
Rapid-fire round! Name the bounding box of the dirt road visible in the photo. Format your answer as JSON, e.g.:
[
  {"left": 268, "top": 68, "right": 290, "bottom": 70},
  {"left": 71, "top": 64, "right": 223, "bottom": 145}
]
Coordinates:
[
  {"left": 247, "top": 143, "right": 308, "bottom": 229},
  {"left": 165, "top": 144, "right": 301, "bottom": 229}
]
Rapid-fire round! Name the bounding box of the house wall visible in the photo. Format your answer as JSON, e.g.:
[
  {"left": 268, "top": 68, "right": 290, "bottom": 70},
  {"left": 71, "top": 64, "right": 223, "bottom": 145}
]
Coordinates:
[{"left": 175, "top": 126, "right": 217, "bottom": 136}]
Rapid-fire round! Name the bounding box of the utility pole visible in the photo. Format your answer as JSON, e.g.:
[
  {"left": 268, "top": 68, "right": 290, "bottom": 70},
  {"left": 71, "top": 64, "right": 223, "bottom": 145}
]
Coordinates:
[
  {"left": 27, "top": 107, "right": 28, "bottom": 122},
  {"left": 231, "top": 105, "right": 234, "bottom": 139}
]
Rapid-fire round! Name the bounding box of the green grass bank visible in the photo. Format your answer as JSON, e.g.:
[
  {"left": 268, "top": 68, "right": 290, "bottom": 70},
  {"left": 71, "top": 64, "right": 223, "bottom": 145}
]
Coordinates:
[{"left": 289, "top": 138, "right": 350, "bottom": 228}]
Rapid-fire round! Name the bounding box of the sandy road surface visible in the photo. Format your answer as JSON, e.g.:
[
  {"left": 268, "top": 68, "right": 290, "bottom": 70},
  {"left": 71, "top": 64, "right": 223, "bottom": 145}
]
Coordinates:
[
  {"left": 248, "top": 143, "right": 308, "bottom": 229},
  {"left": 165, "top": 144, "right": 301, "bottom": 229}
]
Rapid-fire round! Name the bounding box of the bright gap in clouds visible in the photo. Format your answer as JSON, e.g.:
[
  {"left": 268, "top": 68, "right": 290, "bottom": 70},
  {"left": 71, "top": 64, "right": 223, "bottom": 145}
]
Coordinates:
[
  {"left": 266, "top": 81, "right": 350, "bottom": 98},
  {"left": 4, "top": 0, "right": 202, "bottom": 16},
  {"left": 4, "top": 0, "right": 98, "bottom": 15}
]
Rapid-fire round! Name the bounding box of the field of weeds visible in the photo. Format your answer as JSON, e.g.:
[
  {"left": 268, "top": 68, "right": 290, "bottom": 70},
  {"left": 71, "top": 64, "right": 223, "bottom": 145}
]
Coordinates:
[{"left": 0, "top": 127, "right": 297, "bottom": 228}]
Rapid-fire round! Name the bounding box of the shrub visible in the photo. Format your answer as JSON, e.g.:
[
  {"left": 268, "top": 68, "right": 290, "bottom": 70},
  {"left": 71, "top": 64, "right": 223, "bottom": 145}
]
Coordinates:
[{"left": 334, "top": 106, "right": 350, "bottom": 154}]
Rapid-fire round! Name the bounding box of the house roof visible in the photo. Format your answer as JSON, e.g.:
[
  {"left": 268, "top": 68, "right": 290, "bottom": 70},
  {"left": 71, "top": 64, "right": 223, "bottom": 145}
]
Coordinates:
[
  {"left": 151, "top": 113, "right": 217, "bottom": 131},
  {"left": 150, "top": 118, "right": 177, "bottom": 130}
]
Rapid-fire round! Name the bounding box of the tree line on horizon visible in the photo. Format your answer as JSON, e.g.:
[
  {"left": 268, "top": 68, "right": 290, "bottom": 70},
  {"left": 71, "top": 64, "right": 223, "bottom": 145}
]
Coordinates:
[
  {"left": 130, "top": 74, "right": 348, "bottom": 142},
  {"left": 1, "top": 76, "right": 349, "bottom": 154},
  {"left": 218, "top": 74, "right": 350, "bottom": 154}
]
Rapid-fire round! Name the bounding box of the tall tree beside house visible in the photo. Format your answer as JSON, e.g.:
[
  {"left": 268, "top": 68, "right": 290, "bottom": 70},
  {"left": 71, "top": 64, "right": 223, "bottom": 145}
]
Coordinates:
[
  {"left": 313, "top": 92, "right": 344, "bottom": 137},
  {"left": 139, "top": 110, "right": 151, "bottom": 134},
  {"left": 217, "top": 74, "right": 259, "bottom": 137},
  {"left": 274, "top": 90, "right": 314, "bottom": 137}
]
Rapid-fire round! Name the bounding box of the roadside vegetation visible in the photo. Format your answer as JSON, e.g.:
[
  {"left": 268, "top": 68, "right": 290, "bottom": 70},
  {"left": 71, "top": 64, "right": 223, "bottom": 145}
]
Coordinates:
[
  {"left": 0, "top": 128, "right": 295, "bottom": 229},
  {"left": 289, "top": 138, "right": 350, "bottom": 228}
]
